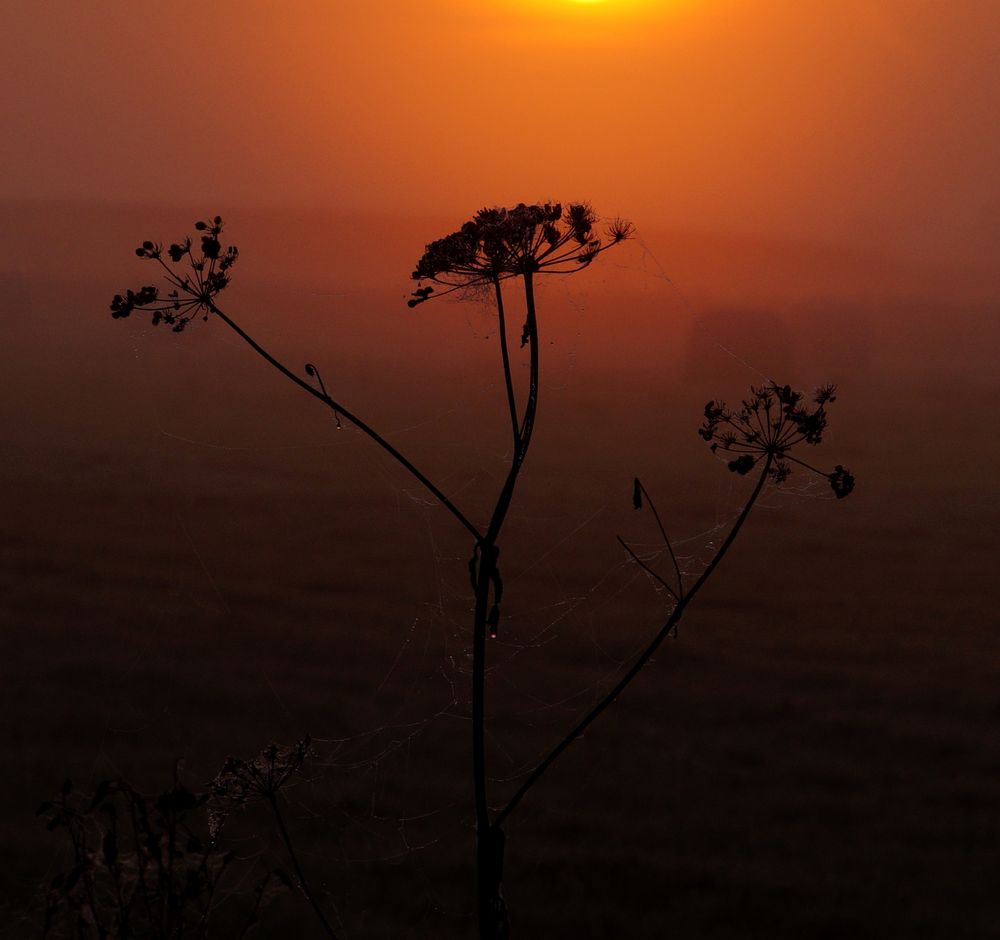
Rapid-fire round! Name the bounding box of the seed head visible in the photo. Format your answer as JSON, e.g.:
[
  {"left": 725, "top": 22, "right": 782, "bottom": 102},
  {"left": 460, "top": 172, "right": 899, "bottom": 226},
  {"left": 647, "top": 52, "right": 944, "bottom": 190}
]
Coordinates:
[
  {"left": 408, "top": 202, "right": 632, "bottom": 306},
  {"left": 699, "top": 381, "right": 855, "bottom": 498},
  {"left": 110, "top": 217, "right": 238, "bottom": 332},
  {"left": 207, "top": 736, "right": 312, "bottom": 840}
]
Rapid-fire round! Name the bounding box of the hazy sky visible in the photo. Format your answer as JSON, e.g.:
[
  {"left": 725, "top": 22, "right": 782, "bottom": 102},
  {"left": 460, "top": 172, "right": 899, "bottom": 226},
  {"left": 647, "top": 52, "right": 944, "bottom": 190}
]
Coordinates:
[{"left": 3, "top": 1, "right": 998, "bottom": 264}]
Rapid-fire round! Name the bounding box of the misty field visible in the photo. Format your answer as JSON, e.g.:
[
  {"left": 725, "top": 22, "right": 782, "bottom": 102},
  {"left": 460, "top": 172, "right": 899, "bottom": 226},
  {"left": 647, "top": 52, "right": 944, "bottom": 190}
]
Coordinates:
[{"left": 1, "top": 207, "right": 998, "bottom": 937}]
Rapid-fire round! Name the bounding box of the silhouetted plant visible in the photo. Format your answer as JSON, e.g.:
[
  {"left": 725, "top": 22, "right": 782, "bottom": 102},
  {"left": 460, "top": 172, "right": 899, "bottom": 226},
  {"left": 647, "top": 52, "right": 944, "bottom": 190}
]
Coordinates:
[
  {"left": 493, "top": 382, "right": 854, "bottom": 831},
  {"left": 102, "top": 209, "right": 855, "bottom": 939},
  {"left": 208, "top": 737, "right": 339, "bottom": 939},
  {"left": 699, "top": 381, "right": 855, "bottom": 495},
  {"left": 36, "top": 769, "right": 292, "bottom": 938},
  {"left": 108, "top": 205, "right": 631, "bottom": 936},
  {"left": 408, "top": 202, "right": 634, "bottom": 938},
  {"left": 110, "top": 217, "right": 237, "bottom": 333}
]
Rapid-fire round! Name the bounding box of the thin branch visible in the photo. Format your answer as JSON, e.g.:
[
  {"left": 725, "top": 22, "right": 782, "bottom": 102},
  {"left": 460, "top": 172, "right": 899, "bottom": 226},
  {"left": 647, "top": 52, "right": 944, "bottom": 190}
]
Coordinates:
[
  {"left": 208, "top": 302, "right": 484, "bottom": 544},
  {"left": 616, "top": 535, "right": 680, "bottom": 604},
  {"left": 781, "top": 451, "right": 831, "bottom": 477},
  {"left": 493, "top": 276, "right": 521, "bottom": 452},
  {"left": 515, "top": 270, "right": 540, "bottom": 463},
  {"left": 267, "top": 795, "right": 340, "bottom": 940},
  {"left": 494, "top": 455, "right": 773, "bottom": 828},
  {"left": 634, "top": 478, "right": 683, "bottom": 598}
]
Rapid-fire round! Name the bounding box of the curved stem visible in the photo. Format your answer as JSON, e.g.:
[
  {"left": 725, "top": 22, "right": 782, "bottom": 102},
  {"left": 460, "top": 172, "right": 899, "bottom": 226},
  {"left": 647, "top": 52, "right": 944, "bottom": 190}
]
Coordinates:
[
  {"left": 208, "top": 302, "right": 483, "bottom": 544},
  {"left": 494, "top": 456, "right": 773, "bottom": 828},
  {"left": 516, "top": 271, "right": 540, "bottom": 465},
  {"left": 268, "top": 795, "right": 340, "bottom": 940},
  {"left": 493, "top": 277, "right": 520, "bottom": 453},
  {"left": 634, "top": 478, "right": 683, "bottom": 597}
]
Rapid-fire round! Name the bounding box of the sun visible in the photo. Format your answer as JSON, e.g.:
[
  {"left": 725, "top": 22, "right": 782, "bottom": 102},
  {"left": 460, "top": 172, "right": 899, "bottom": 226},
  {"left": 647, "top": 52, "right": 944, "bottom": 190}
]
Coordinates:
[
  {"left": 562, "top": 0, "right": 669, "bottom": 11},
  {"left": 503, "top": 0, "right": 682, "bottom": 22}
]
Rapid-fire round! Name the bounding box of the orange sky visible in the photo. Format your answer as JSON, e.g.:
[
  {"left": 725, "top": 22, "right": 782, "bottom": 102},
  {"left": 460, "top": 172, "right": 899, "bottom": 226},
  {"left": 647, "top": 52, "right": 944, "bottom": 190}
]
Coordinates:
[{"left": 2, "top": 1, "right": 998, "bottom": 267}]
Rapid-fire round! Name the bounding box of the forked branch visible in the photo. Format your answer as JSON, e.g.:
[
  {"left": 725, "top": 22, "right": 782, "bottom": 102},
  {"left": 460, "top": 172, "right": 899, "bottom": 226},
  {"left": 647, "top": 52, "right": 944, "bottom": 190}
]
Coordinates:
[
  {"left": 111, "top": 220, "right": 484, "bottom": 545},
  {"left": 496, "top": 380, "right": 855, "bottom": 826},
  {"left": 495, "top": 455, "right": 772, "bottom": 827}
]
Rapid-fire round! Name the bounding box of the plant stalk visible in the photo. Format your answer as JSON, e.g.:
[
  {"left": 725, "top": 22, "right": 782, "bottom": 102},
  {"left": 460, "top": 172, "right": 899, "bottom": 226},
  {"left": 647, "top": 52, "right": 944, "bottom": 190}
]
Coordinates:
[
  {"left": 472, "top": 270, "right": 540, "bottom": 939},
  {"left": 494, "top": 276, "right": 521, "bottom": 453},
  {"left": 267, "top": 795, "right": 340, "bottom": 940}
]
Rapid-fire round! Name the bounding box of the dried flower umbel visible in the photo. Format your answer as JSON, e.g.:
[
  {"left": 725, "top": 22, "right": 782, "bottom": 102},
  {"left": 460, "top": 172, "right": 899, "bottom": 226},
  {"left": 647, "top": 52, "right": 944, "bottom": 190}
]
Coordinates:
[
  {"left": 110, "top": 216, "right": 238, "bottom": 332},
  {"left": 207, "top": 737, "right": 339, "bottom": 939},
  {"left": 699, "top": 382, "right": 855, "bottom": 498},
  {"left": 208, "top": 736, "right": 312, "bottom": 838},
  {"left": 408, "top": 202, "right": 633, "bottom": 306},
  {"left": 406, "top": 202, "right": 632, "bottom": 939}
]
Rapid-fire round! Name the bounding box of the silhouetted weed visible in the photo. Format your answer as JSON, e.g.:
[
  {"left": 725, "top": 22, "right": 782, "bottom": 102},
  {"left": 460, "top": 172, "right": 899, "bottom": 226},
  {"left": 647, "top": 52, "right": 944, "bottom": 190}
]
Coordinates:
[
  {"left": 208, "top": 737, "right": 340, "bottom": 939},
  {"left": 699, "top": 381, "right": 855, "bottom": 496},
  {"left": 408, "top": 202, "right": 632, "bottom": 938},
  {"left": 494, "top": 381, "right": 853, "bottom": 836},
  {"left": 110, "top": 217, "right": 237, "bottom": 333},
  {"left": 35, "top": 767, "right": 292, "bottom": 939},
  {"left": 99, "top": 212, "right": 855, "bottom": 939}
]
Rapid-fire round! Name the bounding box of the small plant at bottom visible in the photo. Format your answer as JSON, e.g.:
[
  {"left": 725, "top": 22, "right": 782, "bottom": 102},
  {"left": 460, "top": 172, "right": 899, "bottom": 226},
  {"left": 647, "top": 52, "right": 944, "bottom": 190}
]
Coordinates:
[
  {"left": 35, "top": 767, "right": 292, "bottom": 939},
  {"left": 208, "top": 736, "right": 340, "bottom": 939}
]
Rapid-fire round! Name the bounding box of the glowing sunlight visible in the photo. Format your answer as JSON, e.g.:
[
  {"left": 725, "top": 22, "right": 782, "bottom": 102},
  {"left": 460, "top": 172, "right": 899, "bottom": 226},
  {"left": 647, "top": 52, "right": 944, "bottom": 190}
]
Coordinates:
[{"left": 507, "top": 0, "right": 687, "bottom": 18}]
